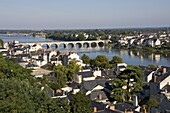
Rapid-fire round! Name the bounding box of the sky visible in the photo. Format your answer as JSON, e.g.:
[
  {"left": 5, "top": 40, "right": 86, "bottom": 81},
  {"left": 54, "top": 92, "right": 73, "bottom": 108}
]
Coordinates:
[{"left": 0, "top": 0, "right": 170, "bottom": 29}]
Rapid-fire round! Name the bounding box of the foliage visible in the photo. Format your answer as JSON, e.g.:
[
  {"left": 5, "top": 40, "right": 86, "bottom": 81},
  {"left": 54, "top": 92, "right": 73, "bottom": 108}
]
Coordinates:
[
  {"left": 95, "top": 55, "right": 110, "bottom": 69},
  {"left": 147, "top": 97, "right": 159, "bottom": 107},
  {"left": 81, "top": 54, "right": 90, "bottom": 64},
  {"left": 110, "top": 56, "right": 123, "bottom": 64},
  {"left": 49, "top": 98, "right": 70, "bottom": 113},
  {"left": 50, "top": 64, "right": 67, "bottom": 89},
  {"left": 0, "top": 78, "right": 69, "bottom": 113},
  {"left": 0, "top": 57, "right": 32, "bottom": 80},
  {"left": 77, "top": 33, "right": 86, "bottom": 41},
  {"left": 110, "top": 36, "right": 119, "bottom": 43},
  {"left": 111, "top": 65, "right": 143, "bottom": 102},
  {"left": 0, "top": 38, "right": 4, "bottom": 48},
  {"left": 57, "top": 50, "right": 61, "bottom": 56},
  {"left": 148, "top": 64, "right": 156, "bottom": 69},
  {"left": 0, "top": 54, "right": 69, "bottom": 112},
  {"left": 70, "top": 92, "right": 91, "bottom": 113},
  {"left": 142, "top": 96, "right": 159, "bottom": 112},
  {"left": 67, "top": 60, "right": 81, "bottom": 81}
]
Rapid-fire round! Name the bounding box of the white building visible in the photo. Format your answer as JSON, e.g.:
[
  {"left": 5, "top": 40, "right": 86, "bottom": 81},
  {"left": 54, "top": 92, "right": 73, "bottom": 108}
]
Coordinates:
[{"left": 29, "top": 44, "right": 43, "bottom": 52}]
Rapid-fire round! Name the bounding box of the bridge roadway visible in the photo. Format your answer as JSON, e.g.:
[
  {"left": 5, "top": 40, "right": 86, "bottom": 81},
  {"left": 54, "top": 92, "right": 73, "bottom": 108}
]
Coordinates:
[{"left": 20, "top": 40, "right": 108, "bottom": 49}]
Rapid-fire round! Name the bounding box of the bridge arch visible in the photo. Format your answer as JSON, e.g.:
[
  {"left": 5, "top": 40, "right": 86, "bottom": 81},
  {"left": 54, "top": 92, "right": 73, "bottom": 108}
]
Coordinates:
[
  {"left": 91, "top": 42, "right": 97, "bottom": 48},
  {"left": 98, "top": 42, "right": 104, "bottom": 47},
  {"left": 68, "top": 43, "right": 75, "bottom": 48},
  {"left": 83, "top": 42, "right": 90, "bottom": 48},
  {"left": 50, "top": 43, "right": 58, "bottom": 49},
  {"left": 59, "top": 43, "right": 67, "bottom": 49},
  {"left": 42, "top": 44, "right": 50, "bottom": 49},
  {"left": 76, "top": 43, "right": 82, "bottom": 48}
]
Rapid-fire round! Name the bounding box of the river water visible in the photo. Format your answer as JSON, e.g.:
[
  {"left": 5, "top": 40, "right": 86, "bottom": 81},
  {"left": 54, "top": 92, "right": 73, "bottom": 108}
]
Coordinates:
[{"left": 0, "top": 35, "right": 170, "bottom": 66}]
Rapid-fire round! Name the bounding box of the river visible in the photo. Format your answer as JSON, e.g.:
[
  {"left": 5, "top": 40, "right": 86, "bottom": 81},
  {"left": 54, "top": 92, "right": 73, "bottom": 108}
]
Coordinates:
[{"left": 0, "top": 35, "right": 170, "bottom": 66}]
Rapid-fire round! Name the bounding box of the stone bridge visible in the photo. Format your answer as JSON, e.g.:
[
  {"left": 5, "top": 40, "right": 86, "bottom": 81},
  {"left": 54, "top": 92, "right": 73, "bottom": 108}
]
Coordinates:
[{"left": 20, "top": 40, "right": 109, "bottom": 49}]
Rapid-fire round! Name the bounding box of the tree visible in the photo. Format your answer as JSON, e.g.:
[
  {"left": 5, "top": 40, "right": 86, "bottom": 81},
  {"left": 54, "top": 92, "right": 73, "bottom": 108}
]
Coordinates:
[
  {"left": 110, "top": 56, "right": 123, "bottom": 64},
  {"left": 0, "top": 54, "right": 70, "bottom": 113},
  {"left": 67, "top": 60, "right": 80, "bottom": 81},
  {"left": 148, "top": 64, "right": 156, "bottom": 69},
  {"left": 70, "top": 92, "right": 91, "bottom": 113},
  {"left": 57, "top": 50, "right": 61, "bottom": 56},
  {"left": 0, "top": 56, "right": 31, "bottom": 80},
  {"left": 49, "top": 64, "right": 67, "bottom": 89},
  {"left": 111, "top": 65, "right": 143, "bottom": 102},
  {"left": 95, "top": 55, "right": 110, "bottom": 69},
  {"left": 77, "top": 33, "right": 85, "bottom": 41},
  {"left": 82, "top": 54, "right": 90, "bottom": 64},
  {"left": 49, "top": 98, "right": 70, "bottom": 113},
  {"left": 0, "top": 79, "right": 55, "bottom": 113},
  {"left": 0, "top": 38, "right": 4, "bottom": 48},
  {"left": 146, "top": 96, "right": 159, "bottom": 111},
  {"left": 110, "top": 36, "right": 119, "bottom": 43}
]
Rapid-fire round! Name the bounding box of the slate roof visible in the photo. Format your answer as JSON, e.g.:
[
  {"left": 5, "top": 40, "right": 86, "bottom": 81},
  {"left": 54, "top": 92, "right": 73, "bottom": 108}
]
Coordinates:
[
  {"left": 96, "top": 109, "right": 123, "bottom": 113},
  {"left": 102, "top": 69, "right": 117, "bottom": 79},
  {"left": 77, "top": 71, "right": 93, "bottom": 78},
  {"left": 115, "top": 102, "right": 135, "bottom": 111},
  {"left": 91, "top": 101, "right": 106, "bottom": 111},
  {"left": 89, "top": 90, "right": 108, "bottom": 101},
  {"left": 162, "top": 85, "right": 170, "bottom": 92},
  {"left": 68, "top": 82, "right": 80, "bottom": 89},
  {"left": 81, "top": 79, "right": 106, "bottom": 92},
  {"left": 156, "top": 72, "right": 170, "bottom": 83},
  {"left": 91, "top": 101, "right": 123, "bottom": 113},
  {"left": 50, "top": 57, "right": 57, "bottom": 61}
]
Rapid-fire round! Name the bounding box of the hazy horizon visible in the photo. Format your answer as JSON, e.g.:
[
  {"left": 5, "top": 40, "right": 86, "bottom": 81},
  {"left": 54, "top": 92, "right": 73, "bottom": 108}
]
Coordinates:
[{"left": 0, "top": 0, "right": 170, "bottom": 29}]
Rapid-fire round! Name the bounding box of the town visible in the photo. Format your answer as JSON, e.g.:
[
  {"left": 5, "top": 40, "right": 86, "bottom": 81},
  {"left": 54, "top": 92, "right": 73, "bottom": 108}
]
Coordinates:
[{"left": 1, "top": 28, "right": 170, "bottom": 113}]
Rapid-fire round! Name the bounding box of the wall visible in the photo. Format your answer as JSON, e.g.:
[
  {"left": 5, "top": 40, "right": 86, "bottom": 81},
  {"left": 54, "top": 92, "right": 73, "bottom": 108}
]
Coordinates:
[{"left": 160, "top": 75, "right": 170, "bottom": 89}]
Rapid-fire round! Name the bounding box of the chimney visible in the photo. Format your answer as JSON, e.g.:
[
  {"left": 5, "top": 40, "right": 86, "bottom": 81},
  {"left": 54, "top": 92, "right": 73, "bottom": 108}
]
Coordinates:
[
  {"left": 129, "top": 109, "right": 133, "bottom": 113},
  {"left": 93, "top": 107, "right": 97, "bottom": 113},
  {"left": 99, "top": 94, "right": 102, "bottom": 100},
  {"left": 133, "top": 95, "right": 138, "bottom": 107},
  {"left": 163, "top": 68, "right": 166, "bottom": 74},
  {"left": 142, "top": 107, "right": 147, "bottom": 113},
  {"left": 153, "top": 75, "right": 157, "bottom": 82},
  {"left": 109, "top": 105, "right": 115, "bottom": 111},
  {"left": 124, "top": 109, "right": 127, "bottom": 113}
]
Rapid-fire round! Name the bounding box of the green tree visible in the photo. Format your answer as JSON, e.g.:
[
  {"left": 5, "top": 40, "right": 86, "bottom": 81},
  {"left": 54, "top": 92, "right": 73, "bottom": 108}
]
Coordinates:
[
  {"left": 148, "top": 64, "right": 156, "bottom": 69},
  {"left": 0, "top": 54, "right": 70, "bottom": 113},
  {"left": 110, "top": 36, "right": 119, "bottom": 43},
  {"left": 57, "top": 50, "right": 61, "bottom": 56},
  {"left": 82, "top": 54, "right": 90, "bottom": 64},
  {"left": 77, "top": 33, "right": 85, "bottom": 41},
  {"left": 95, "top": 55, "right": 110, "bottom": 69},
  {"left": 0, "top": 38, "right": 4, "bottom": 48},
  {"left": 70, "top": 92, "right": 91, "bottom": 113},
  {"left": 49, "top": 64, "right": 67, "bottom": 89},
  {"left": 111, "top": 78, "right": 127, "bottom": 102},
  {"left": 111, "top": 65, "right": 143, "bottom": 102},
  {"left": 67, "top": 60, "right": 80, "bottom": 81},
  {"left": 49, "top": 98, "right": 70, "bottom": 113},
  {"left": 110, "top": 56, "right": 123, "bottom": 64},
  {"left": 89, "top": 59, "right": 96, "bottom": 67},
  {"left": 0, "top": 79, "right": 55, "bottom": 113},
  {"left": 0, "top": 56, "right": 31, "bottom": 80},
  {"left": 143, "top": 96, "right": 159, "bottom": 112}
]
